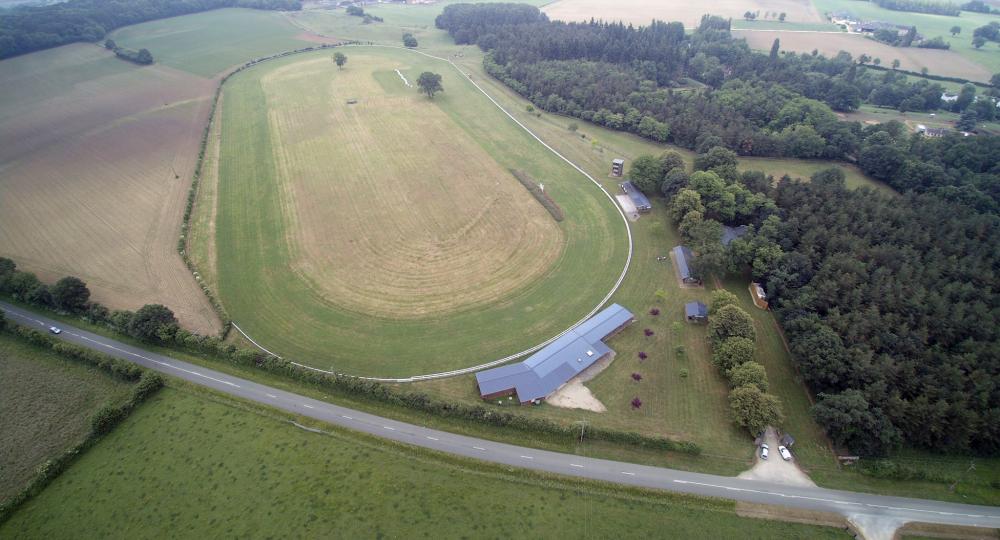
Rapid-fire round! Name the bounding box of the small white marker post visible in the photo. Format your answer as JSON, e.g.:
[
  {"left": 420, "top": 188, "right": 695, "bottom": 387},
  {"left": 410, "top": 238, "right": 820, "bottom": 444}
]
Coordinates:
[{"left": 539, "top": 183, "right": 544, "bottom": 192}]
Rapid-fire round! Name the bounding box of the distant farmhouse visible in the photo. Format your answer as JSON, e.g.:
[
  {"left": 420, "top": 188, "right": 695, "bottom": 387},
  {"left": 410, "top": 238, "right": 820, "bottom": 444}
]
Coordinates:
[
  {"left": 827, "top": 11, "right": 914, "bottom": 36},
  {"left": 673, "top": 245, "right": 700, "bottom": 284},
  {"left": 916, "top": 124, "right": 950, "bottom": 138},
  {"left": 475, "top": 304, "right": 635, "bottom": 404},
  {"left": 685, "top": 301, "right": 708, "bottom": 323},
  {"left": 620, "top": 180, "right": 652, "bottom": 213}
]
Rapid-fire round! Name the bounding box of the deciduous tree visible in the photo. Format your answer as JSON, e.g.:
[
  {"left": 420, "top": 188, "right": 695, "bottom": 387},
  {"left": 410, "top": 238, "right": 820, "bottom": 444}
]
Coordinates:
[{"left": 417, "top": 71, "right": 443, "bottom": 98}]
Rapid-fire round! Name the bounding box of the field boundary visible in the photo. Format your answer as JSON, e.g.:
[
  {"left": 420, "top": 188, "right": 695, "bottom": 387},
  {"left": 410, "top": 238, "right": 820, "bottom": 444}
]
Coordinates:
[{"left": 218, "top": 44, "right": 634, "bottom": 383}]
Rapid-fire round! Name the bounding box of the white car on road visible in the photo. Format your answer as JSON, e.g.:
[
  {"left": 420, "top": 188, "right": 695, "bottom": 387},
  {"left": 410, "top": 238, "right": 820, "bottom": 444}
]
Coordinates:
[
  {"left": 760, "top": 443, "right": 769, "bottom": 460},
  {"left": 778, "top": 445, "right": 792, "bottom": 461},
  {"left": 49, "top": 326, "right": 62, "bottom": 335}
]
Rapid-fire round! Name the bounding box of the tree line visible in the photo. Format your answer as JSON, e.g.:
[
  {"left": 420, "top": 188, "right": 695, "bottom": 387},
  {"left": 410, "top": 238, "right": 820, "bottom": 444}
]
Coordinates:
[
  {"left": 435, "top": 5, "right": 999, "bottom": 167},
  {"left": 0, "top": 0, "right": 302, "bottom": 60},
  {"left": 633, "top": 145, "right": 1000, "bottom": 456},
  {"left": 874, "top": 0, "right": 961, "bottom": 16}
]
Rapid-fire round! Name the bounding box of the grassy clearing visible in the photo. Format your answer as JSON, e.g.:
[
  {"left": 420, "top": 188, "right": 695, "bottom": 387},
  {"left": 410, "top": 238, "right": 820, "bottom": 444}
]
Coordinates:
[
  {"left": 0, "top": 333, "right": 132, "bottom": 503},
  {"left": 542, "top": 0, "right": 825, "bottom": 28},
  {"left": 0, "top": 385, "right": 851, "bottom": 539},
  {"left": 813, "top": 0, "right": 1000, "bottom": 75},
  {"left": 109, "top": 8, "right": 310, "bottom": 78},
  {"left": 844, "top": 104, "right": 1000, "bottom": 136},
  {"left": 210, "top": 46, "right": 624, "bottom": 376},
  {"left": 0, "top": 44, "right": 220, "bottom": 334}
]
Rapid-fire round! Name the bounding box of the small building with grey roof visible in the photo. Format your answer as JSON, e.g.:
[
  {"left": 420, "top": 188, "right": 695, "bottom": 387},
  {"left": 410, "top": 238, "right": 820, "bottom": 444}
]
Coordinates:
[
  {"left": 619, "top": 181, "right": 652, "bottom": 213},
  {"left": 475, "top": 304, "right": 635, "bottom": 404},
  {"left": 672, "top": 245, "right": 700, "bottom": 284},
  {"left": 685, "top": 301, "right": 708, "bottom": 323}
]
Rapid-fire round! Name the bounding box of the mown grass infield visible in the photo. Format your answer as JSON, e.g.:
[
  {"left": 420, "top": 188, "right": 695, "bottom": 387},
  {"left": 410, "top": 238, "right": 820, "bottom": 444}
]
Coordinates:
[
  {"left": 0, "top": 387, "right": 851, "bottom": 539},
  {"left": 210, "top": 46, "right": 626, "bottom": 376}
]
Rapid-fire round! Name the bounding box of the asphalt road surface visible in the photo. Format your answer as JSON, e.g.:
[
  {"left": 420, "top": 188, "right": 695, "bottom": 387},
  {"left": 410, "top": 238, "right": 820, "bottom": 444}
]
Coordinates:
[{"left": 4, "top": 301, "right": 999, "bottom": 537}]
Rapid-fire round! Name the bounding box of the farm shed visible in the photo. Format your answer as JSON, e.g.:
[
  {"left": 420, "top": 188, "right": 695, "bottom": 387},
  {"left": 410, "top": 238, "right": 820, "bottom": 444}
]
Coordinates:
[
  {"left": 620, "top": 180, "right": 651, "bottom": 213},
  {"left": 685, "top": 302, "right": 708, "bottom": 323},
  {"left": 672, "top": 245, "right": 700, "bottom": 284},
  {"left": 475, "top": 304, "right": 635, "bottom": 404},
  {"left": 720, "top": 225, "right": 748, "bottom": 246}
]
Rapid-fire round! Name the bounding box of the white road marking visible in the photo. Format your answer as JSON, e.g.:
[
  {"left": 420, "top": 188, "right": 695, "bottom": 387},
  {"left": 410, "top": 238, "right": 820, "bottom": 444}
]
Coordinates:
[
  {"left": 302, "top": 404, "right": 314, "bottom": 409},
  {"left": 621, "top": 471, "right": 636, "bottom": 476},
  {"left": 426, "top": 436, "right": 439, "bottom": 441},
  {"left": 672, "top": 480, "right": 993, "bottom": 519},
  {"left": 520, "top": 455, "right": 533, "bottom": 460},
  {"left": 473, "top": 446, "right": 486, "bottom": 451},
  {"left": 71, "top": 334, "right": 243, "bottom": 388},
  {"left": 383, "top": 426, "right": 395, "bottom": 430},
  {"left": 266, "top": 394, "right": 278, "bottom": 398},
  {"left": 570, "top": 464, "right": 584, "bottom": 468},
  {"left": 342, "top": 415, "right": 352, "bottom": 420}
]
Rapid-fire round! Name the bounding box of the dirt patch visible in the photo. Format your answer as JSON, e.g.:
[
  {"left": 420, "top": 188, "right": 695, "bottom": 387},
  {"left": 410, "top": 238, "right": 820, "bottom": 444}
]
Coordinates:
[
  {"left": 736, "top": 30, "right": 992, "bottom": 82},
  {"left": 738, "top": 426, "right": 816, "bottom": 487},
  {"left": 547, "top": 380, "right": 607, "bottom": 412},
  {"left": 544, "top": 0, "right": 823, "bottom": 28},
  {"left": 547, "top": 352, "right": 615, "bottom": 412},
  {"left": 736, "top": 502, "right": 850, "bottom": 529},
  {"left": 897, "top": 521, "right": 1000, "bottom": 539},
  {"left": 0, "top": 45, "right": 221, "bottom": 333}
]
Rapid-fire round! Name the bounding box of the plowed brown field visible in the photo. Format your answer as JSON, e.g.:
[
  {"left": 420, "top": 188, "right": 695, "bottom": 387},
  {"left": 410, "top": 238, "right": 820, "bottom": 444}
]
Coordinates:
[{"left": 0, "top": 45, "right": 220, "bottom": 333}]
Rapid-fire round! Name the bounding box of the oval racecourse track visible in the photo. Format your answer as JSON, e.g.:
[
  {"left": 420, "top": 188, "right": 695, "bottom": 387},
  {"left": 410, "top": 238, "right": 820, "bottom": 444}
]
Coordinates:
[{"left": 211, "top": 45, "right": 632, "bottom": 381}]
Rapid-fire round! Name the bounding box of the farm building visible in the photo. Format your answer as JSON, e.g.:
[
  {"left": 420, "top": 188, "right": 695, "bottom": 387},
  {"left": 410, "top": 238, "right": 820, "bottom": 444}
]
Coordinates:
[
  {"left": 685, "top": 301, "right": 708, "bottom": 323},
  {"left": 620, "top": 180, "right": 652, "bottom": 213},
  {"left": 611, "top": 158, "right": 625, "bottom": 177},
  {"left": 672, "top": 245, "right": 700, "bottom": 284},
  {"left": 721, "top": 224, "right": 748, "bottom": 246},
  {"left": 475, "top": 304, "right": 635, "bottom": 404}
]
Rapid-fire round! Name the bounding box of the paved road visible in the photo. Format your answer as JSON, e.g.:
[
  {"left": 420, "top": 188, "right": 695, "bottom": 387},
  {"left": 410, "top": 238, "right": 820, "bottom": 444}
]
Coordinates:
[{"left": 4, "top": 301, "right": 999, "bottom": 537}]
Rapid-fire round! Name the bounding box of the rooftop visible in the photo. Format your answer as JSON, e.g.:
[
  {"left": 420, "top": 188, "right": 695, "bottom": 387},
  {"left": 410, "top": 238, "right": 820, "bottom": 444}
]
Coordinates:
[
  {"left": 620, "top": 181, "right": 651, "bottom": 210},
  {"left": 475, "top": 304, "right": 634, "bottom": 403},
  {"left": 685, "top": 301, "right": 708, "bottom": 319},
  {"left": 721, "top": 225, "right": 749, "bottom": 246},
  {"left": 673, "top": 245, "right": 695, "bottom": 280}
]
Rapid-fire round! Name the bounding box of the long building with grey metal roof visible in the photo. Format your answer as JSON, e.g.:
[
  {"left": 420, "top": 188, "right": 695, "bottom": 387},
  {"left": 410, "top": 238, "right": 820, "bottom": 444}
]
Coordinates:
[{"left": 475, "top": 304, "right": 635, "bottom": 404}]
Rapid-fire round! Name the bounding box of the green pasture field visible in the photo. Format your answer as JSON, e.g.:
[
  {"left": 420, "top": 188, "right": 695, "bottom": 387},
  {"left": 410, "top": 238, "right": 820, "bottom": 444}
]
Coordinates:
[
  {"left": 812, "top": 0, "right": 1000, "bottom": 74},
  {"left": 845, "top": 103, "right": 1000, "bottom": 136},
  {"left": 209, "top": 46, "right": 625, "bottom": 377},
  {"left": 0, "top": 333, "right": 132, "bottom": 502},
  {"left": 109, "top": 8, "right": 311, "bottom": 77},
  {"left": 0, "top": 386, "right": 851, "bottom": 539},
  {"left": 288, "top": 0, "right": 548, "bottom": 52}
]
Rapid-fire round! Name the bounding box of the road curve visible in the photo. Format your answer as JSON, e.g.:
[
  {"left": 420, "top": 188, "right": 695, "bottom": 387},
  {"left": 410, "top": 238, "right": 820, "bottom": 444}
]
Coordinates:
[{"left": 4, "top": 301, "right": 999, "bottom": 534}]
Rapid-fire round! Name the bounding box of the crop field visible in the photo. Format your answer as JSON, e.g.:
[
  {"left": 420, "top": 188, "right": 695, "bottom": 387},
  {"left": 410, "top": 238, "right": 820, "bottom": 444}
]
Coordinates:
[
  {"left": 813, "top": 0, "right": 1000, "bottom": 75},
  {"left": 0, "top": 333, "right": 132, "bottom": 502},
  {"left": 109, "top": 8, "right": 311, "bottom": 78},
  {"left": 0, "top": 44, "right": 220, "bottom": 333},
  {"left": 543, "top": 0, "right": 824, "bottom": 28},
  {"left": 736, "top": 30, "right": 993, "bottom": 82},
  {"left": 0, "top": 387, "right": 850, "bottom": 539},
  {"left": 207, "top": 46, "right": 625, "bottom": 376}
]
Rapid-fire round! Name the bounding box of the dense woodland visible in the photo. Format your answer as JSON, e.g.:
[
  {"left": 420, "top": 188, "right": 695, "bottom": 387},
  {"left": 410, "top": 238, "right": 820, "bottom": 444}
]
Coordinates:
[
  {"left": 0, "top": 0, "right": 301, "bottom": 59},
  {"left": 439, "top": 4, "right": 1000, "bottom": 455}
]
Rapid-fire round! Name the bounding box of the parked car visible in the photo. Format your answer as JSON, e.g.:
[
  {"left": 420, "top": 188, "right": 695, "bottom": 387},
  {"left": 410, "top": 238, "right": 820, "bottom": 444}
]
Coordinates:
[
  {"left": 778, "top": 445, "right": 792, "bottom": 461},
  {"left": 49, "top": 326, "right": 62, "bottom": 335},
  {"left": 760, "top": 443, "right": 769, "bottom": 460}
]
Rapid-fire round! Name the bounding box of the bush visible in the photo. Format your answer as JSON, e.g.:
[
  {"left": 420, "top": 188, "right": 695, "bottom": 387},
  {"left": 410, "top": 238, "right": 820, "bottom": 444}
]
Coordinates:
[{"left": 712, "top": 337, "right": 755, "bottom": 371}]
